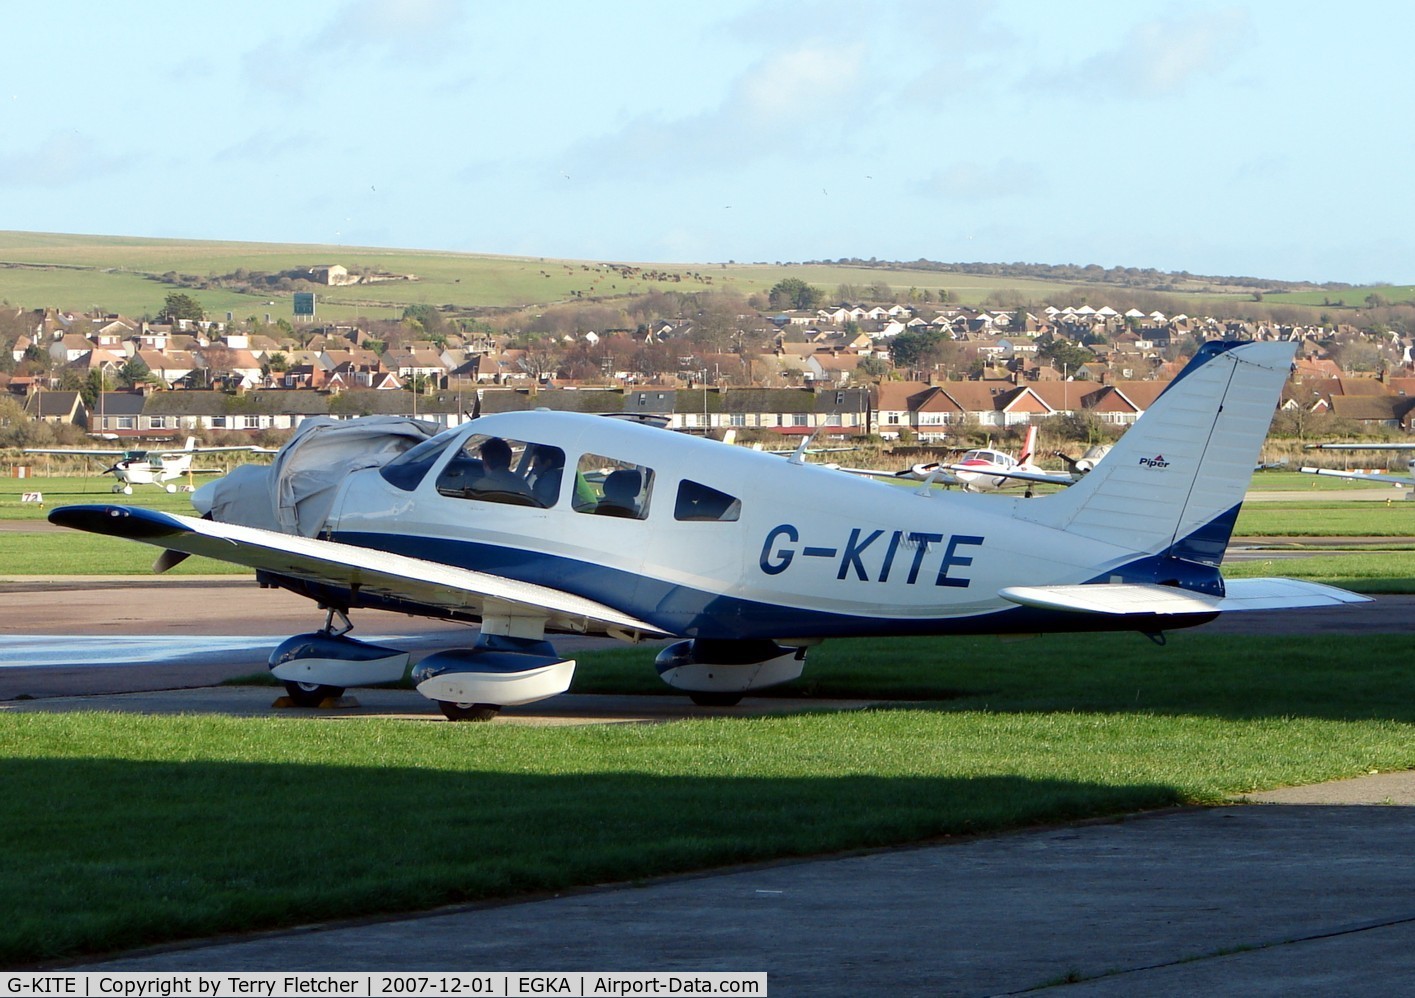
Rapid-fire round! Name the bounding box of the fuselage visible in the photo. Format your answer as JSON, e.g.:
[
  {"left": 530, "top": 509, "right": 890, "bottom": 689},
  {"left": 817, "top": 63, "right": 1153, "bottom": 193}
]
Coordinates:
[{"left": 312, "top": 411, "right": 1184, "bottom": 641}]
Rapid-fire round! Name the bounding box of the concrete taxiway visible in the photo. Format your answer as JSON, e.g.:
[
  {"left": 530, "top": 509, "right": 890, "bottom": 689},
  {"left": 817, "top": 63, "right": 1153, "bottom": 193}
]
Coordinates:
[
  {"left": 5, "top": 575, "right": 1415, "bottom": 991},
  {"left": 63, "top": 768, "right": 1415, "bottom": 994}
]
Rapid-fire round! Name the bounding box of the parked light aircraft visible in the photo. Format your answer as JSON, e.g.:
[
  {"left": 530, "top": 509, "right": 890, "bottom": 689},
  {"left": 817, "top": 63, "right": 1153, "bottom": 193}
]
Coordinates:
[
  {"left": 847, "top": 425, "right": 1085, "bottom": 492},
  {"left": 1300, "top": 442, "right": 1415, "bottom": 495},
  {"left": 25, "top": 437, "right": 268, "bottom": 494},
  {"left": 48, "top": 341, "right": 1367, "bottom": 720}
]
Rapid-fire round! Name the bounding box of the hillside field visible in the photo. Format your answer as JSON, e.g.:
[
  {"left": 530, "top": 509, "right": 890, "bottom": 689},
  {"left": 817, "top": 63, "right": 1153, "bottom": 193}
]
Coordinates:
[{"left": 0, "top": 230, "right": 1264, "bottom": 322}]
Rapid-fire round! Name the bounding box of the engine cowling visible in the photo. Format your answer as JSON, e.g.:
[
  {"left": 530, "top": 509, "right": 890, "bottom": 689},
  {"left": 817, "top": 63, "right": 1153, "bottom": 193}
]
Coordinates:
[{"left": 654, "top": 639, "right": 806, "bottom": 702}]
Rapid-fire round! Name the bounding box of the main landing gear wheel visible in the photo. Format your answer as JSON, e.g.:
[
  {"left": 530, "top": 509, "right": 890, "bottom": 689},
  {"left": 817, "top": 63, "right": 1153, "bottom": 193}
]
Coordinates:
[
  {"left": 284, "top": 680, "right": 345, "bottom": 707},
  {"left": 437, "top": 701, "right": 501, "bottom": 722},
  {"left": 688, "top": 691, "right": 744, "bottom": 707}
]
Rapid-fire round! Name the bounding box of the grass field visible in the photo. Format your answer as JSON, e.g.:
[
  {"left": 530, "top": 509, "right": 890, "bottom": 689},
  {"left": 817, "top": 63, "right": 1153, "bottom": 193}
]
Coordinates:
[
  {"left": 0, "top": 230, "right": 1265, "bottom": 320},
  {"left": 1262, "top": 284, "right": 1415, "bottom": 307},
  {"left": 4, "top": 630, "right": 1414, "bottom": 965}
]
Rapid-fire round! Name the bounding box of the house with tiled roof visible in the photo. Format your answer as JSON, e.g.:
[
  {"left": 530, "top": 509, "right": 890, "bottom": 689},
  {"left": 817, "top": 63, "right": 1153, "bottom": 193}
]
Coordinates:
[
  {"left": 1329, "top": 393, "right": 1415, "bottom": 430},
  {"left": 23, "top": 390, "right": 85, "bottom": 426}
]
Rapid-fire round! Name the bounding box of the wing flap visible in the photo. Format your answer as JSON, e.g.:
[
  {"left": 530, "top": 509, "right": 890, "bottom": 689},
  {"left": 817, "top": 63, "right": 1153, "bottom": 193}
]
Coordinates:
[
  {"left": 999, "top": 578, "right": 1370, "bottom": 616},
  {"left": 49, "top": 504, "right": 666, "bottom": 637}
]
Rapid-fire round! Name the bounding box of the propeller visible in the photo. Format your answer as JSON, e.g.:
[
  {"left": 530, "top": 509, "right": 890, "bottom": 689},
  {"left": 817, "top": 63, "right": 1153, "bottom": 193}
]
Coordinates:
[{"left": 151, "top": 512, "right": 212, "bottom": 573}]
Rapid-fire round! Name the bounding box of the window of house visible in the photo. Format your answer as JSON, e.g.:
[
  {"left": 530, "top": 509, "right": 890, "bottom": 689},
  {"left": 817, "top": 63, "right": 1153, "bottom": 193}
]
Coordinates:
[
  {"left": 674, "top": 480, "right": 740, "bottom": 522},
  {"left": 573, "top": 453, "right": 654, "bottom": 519},
  {"left": 434, "top": 434, "right": 566, "bottom": 508}
]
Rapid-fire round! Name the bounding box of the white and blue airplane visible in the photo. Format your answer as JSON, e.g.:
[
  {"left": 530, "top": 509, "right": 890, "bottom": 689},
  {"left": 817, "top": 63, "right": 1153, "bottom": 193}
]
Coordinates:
[
  {"left": 48, "top": 341, "right": 1367, "bottom": 720},
  {"left": 1300, "top": 442, "right": 1415, "bottom": 496},
  {"left": 24, "top": 437, "right": 267, "bottom": 494}
]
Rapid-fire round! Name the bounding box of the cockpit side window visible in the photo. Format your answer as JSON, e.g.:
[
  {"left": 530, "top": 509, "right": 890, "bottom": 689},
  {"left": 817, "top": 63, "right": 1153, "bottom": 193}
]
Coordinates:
[
  {"left": 435, "top": 434, "right": 566, "bottom": 508},
  {"left": 379, "top": 434, "right": 459, "bottom": 492},
  {"left": 674, "top": 480, "right": 740, "bottom": 522},
  {"left": 572, "top": 453, "right": 654, "bottom": 519}
]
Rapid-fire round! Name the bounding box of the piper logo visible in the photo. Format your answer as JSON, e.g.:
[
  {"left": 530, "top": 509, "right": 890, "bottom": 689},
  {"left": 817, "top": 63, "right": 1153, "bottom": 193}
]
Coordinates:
[{"left": 1138, "top": 454, "right": 1170, "bottom": 469}]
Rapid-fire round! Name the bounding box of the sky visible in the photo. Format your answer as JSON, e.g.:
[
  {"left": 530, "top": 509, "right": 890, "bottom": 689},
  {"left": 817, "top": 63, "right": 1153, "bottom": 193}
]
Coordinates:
[{"left": 1, "top": 1, "right": 1411, "bottom": 285}]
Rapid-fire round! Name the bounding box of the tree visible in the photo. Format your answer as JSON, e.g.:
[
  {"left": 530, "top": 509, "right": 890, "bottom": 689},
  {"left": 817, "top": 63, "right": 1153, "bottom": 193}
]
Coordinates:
[
  {"left": 1036, "top": 335, "right": 1095, "bottom": 373},
  {"left": 887, "top": 329, "right": 955, "bottom": 370},
  {"left": 402, "top": 303, "right": 448, "bottom": 342},
  {"left": 116, "top": 355, "right": 151, "bottom": 389},
  {"left": 767, "top": 278, "right": 823, "bottom": 311},
  {"left": 160, "top": 292, "right": 205, "bottom": 323}
]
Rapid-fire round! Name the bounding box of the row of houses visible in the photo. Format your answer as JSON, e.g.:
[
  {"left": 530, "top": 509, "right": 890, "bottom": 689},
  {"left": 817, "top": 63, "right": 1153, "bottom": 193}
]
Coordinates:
[{"left": 22, "top": 363, "right": 1415, "bottom": 443}]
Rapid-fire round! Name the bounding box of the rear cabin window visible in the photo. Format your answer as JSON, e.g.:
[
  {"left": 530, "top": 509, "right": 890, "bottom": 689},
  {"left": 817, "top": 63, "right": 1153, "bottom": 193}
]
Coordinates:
[
  {"left": 674, "top": 480, "right": 740, "bottom": 521},
  {"left": 572, "top": 454, "right": 655, "bottom": 520},
  {"left": 434, "top": 434, "right": 566, "bottom": 508}
]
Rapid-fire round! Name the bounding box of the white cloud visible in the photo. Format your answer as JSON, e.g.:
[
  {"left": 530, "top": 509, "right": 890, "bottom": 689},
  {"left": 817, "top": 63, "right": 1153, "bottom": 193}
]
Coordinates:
[
  {"left": 1027, "top": 8, "right": 1252, "bottom": 100},
  {"left": 918, "top": 159, "right": 1044, "bottom": 202},
  {"left": 0, "top": 133, "right": 125, "bottom": 188},
  {"left": 557, "top": 40, "right": 868, "bottom": 182},
  {"left": 312, "top": 0, "right": 467, "bottom": 59}
]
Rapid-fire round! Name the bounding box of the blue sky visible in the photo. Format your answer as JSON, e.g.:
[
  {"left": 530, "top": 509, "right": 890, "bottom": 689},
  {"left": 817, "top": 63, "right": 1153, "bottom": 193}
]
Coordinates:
[{"left": 1, "top": 1, "right": 1410, "bottom": 284}]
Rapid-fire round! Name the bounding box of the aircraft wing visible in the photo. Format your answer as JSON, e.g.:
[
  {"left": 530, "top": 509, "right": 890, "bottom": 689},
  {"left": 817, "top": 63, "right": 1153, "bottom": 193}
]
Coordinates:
[
  {"left": 164, "top": 445, "right": 274, "bottom": 455},
  {"left": 1305, "top": 442, "right": 1415, "bottom": 450},
  {"left": 830, "top": 465, "right": 964, "bottom": 486},
  {"left": 48, "top": 504, "right": 668, "bottom": 638},
  {"left": 939, "top": 464, "right": 1078, "bottom": 487},
  {"left": 23, "top": 447, "right": 124, "bottom": 456},
  {"left": 1299, "top": 467, "right": 1411, "bottom": 486},
  {"left": 999, "top": 578, "right": 1370, "bottom": 616}
]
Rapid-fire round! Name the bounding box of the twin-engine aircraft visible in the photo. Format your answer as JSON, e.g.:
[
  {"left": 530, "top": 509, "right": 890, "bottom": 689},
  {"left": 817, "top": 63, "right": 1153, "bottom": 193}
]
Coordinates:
[
  {"left": 1300, "top": 442, "right": 1415, "bottom": 495},
  {"left": 49, "top": 341, "right": 1366, "bottom": 719},
  {"left": 25, "top": 437, "right": 266, "bottom": 494}
]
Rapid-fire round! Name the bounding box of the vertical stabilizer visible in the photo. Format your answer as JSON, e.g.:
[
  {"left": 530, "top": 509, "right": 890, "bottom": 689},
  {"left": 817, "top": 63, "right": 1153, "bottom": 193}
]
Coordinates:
[
  {"left": 1017, "top": 341, "right": 1294, "bottom": 564},
  {"left": 1018, "top": 424, "right": 1038, "bottom": 465}
]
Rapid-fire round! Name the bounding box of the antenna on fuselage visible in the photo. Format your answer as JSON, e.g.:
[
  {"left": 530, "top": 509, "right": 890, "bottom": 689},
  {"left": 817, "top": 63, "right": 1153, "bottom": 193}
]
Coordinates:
[{"left": 789, "top": 388, "right": 848, "bottom": 465}]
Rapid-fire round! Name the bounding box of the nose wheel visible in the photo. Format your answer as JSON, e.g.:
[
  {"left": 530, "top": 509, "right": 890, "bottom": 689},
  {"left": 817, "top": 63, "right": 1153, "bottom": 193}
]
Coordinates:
[
  {"left": 436, "top": 701, "right": 501, "bottom": 722},
  {"left": 284, "top": 680, "right": 345, "bottom": 707}
]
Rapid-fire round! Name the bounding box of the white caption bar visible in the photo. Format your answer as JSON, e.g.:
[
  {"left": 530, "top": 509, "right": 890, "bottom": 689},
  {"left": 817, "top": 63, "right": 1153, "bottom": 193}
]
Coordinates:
[{"left": 2, "top": 973, "right": 767, "bottom": 997}]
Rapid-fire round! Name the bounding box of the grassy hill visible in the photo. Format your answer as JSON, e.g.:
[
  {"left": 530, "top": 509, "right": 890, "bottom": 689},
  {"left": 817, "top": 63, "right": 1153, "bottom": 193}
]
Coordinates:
[{"left": 0, "top": 230, "right": 1277, "bottom": 324}]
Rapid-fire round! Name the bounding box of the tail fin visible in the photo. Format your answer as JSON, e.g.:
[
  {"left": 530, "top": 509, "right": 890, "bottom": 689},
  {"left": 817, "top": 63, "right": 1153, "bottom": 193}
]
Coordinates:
[
  {"left": 1017, "top": 341, "right": 1294, "bottom": 565},
  {"left": 184, "top": 436, "right": 197, "bottom": 452},
  {"left": 1018, "top": 424, "right": 1038, "bottom": 465}
]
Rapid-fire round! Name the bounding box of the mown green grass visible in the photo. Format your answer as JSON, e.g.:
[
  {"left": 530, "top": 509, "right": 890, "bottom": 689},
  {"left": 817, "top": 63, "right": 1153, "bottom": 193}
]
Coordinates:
[
  {"left": 3, "top": 631, "right": 1413, "bottom": 965},
  {"left": 1233, "top": 499, "right": 1415, "bottom": 536},
  {"left": 0, "top": 475, "right": 203, "bottom": 520},
  {"left": 0, "top": 476, "right": 244, "bottom": 575}
]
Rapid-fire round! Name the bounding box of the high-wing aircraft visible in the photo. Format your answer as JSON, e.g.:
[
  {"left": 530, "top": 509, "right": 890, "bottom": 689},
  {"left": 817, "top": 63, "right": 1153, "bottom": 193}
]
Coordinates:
[
  {"left": 25, "top": 437, "right": 268, "bottom": 494},
  {"left": 1300, "top": 442, "right": 1415, "bottom": 494},
  {"left": 48, "top": 341, "right": 1367, "bottom": 720}
]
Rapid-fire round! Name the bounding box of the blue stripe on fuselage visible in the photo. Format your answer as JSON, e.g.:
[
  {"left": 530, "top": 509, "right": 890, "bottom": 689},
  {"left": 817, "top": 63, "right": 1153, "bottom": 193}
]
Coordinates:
[{"left": 325, "top": 529, "right": 1220, "bottom": 640}]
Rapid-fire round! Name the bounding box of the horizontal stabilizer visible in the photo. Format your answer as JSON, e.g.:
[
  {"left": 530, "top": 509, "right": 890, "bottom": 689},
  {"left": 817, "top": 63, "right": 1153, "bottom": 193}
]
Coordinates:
[
  {"left": 999, "top": 578, "right": 1370, "bottom": 616},
  {"left": 48, "top": 504, "right": 666, "bottom": 638}
]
